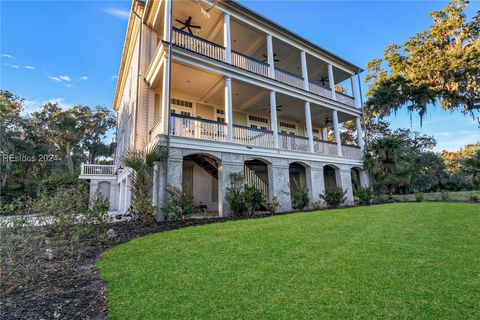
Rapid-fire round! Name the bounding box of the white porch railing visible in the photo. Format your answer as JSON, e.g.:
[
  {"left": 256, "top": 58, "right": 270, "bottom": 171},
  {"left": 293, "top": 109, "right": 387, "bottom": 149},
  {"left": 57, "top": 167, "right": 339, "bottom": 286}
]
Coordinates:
[
  {"left": 279, "top": 133, "right": 309, "bottom": 152},
  {"left": 313, "top": 140, "right": 338, "bottom": 156},
  {"left": 309, "top": 81, "right": 332, "bottom": 99},
  {"left": 274, "top": 68, "right": 305, "bottom": 90},
  {"left": 172, "top": 28, "right": 226, "bottom": 62},
  {"left": 232, "top": 51, "right": 270, "bottom": 77},
  {"left": 170, "top": 115, "right": 227, "bottom": 142},
  {"left": 244, "top": 166, "right": 268, "bottom": 199},
  {"left": 233, "top": 125, "right": 275, "bottom": 148},
  {"left": 168, "top": 115, "right": 362, "bottom": 160},
  {"left": 81, "top": 164, "right": 117, "bottom": 176},
  {"left": 336, "top": 91, "right": 355, "bottom": 107},
  {"left": 342, "top": 144, "right": 363, "bottom": 159}
]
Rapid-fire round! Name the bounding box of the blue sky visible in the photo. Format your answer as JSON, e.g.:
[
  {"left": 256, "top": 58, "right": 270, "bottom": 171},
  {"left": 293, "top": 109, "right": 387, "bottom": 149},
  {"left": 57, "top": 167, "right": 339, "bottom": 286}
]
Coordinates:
[{"left": 1, "top": 0, "right": 478, "bottom": 151}]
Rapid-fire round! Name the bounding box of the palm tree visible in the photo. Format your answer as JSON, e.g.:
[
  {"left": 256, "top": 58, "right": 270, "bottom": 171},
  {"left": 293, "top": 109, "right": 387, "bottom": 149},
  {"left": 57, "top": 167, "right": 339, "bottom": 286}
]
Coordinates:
[
  {"left": 54, "top": 112, "right": 79, "bottom": 173},
  {"left": 364, "top": 136, "right": 413, "bottom": 199},
  {"left": 121, "top": 142, "right": 168, "bottom": 223}
]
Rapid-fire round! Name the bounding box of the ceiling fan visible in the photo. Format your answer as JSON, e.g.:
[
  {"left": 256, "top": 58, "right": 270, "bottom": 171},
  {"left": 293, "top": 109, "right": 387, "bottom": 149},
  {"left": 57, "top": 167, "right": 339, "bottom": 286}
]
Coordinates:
[
  {"left": 262, "top": 53, "right": 280, "bottom": 63},
  {"left": 323, "top": 116, "right": 333, "bottom": 126},
  {"left": 175, "top": 16, "right": 201, "bottom": 34},
  {"left": 262, "top": 105, "right": 283, "bottom": 113},
  {"left": 315, "top": 75, "right": 329, "bottom": 86}
]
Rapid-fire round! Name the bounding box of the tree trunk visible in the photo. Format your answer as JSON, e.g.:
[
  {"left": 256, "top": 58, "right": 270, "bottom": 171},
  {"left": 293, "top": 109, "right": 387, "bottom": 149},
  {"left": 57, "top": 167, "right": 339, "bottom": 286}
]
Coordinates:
[{"left": 66, "top": 142, "right": 74, "bottom": 173}]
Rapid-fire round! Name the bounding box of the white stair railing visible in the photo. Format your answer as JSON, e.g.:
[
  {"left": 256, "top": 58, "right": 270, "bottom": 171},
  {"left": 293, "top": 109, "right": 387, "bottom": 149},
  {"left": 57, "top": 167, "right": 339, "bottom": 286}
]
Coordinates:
[{"left": 244, "top": 166, "right": 268, "bottom": 199}]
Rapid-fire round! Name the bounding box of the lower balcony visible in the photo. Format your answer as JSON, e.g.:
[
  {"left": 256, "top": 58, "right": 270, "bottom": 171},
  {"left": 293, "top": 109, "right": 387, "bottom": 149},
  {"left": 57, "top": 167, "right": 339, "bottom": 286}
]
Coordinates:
[
  {"left": 169, "top": 114, "right": 362, "bottom": 159},
  {"left": 80, "top": 164, "right": 117, "bottom": 179}
]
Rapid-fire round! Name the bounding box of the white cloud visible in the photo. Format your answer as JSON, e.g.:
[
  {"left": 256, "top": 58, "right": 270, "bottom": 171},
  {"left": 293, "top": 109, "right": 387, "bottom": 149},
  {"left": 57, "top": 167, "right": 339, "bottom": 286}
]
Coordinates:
[
  {"left": 22, "top": 97, "right": 72, "bottom": 115},
  {"left": 10, "top": 64, "right": 19, "bottom": 69},
  {"left": 48, "top": 76, "right": 62, "bottom": 82},
  {"left": 2, "top": 54, "right": 14, "bottom": 58},
  {"left": 64, "top": 83, "right": 73, "bottom": 88},
  {"left": 80, "top": 76, "right": 88, "bottom": 80},
  {"left": 58, "top": 75, "right": 71, "bottom": 81},
  {"left": 104, "top": 8, "right": 129, "bottom": 19},
  {"left": 111, "top": 75, "right": 118, "bottom": 80},
  {"left": 25, "top": 65, "right": 36, "bottom": 70}
]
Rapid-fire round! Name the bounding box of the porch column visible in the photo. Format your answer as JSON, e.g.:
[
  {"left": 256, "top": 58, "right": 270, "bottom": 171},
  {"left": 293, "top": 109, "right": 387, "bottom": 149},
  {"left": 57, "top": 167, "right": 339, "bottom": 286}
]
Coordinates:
[
  {"left": 160, "top": 57, "right": 170, "bottom": 135},
  {"left": 351, "top": 75, "right": 361, "bottom": 108},
  {"left": 356, "top": 117, "right": 365, "bottom": 150},
  {"left": 304, "top": 102, "right": 314, "bottom": 153},
  {"left": 322, "top": 128, "right": 328, "bottom": 141},
  {"left": 300, "top": 50, "right": 309, "bottom": 90},
  {"left": 339, "top": 167, "right": 354, "bottom": 205},
  {"left": 332, "top": 109, "right": 342, "bottom": 156},
  {"left": 225, "top": 77, "right": 233, "bottom": 143},
  {"left": 224, "top": 14, "right": 232, "bottom": 64},
  {"left": 163, "top": 0, "right": 172, "bottom": 42},
  {"left": 310, "top": 164, "right": 325, "bottom": 204},
  {"left": 270, "top": 91, "right": 279, "bottom": 148},
  {"left": 327, "top": 64, "right": 336, "bottom": 100},
  {"left": 266, "top": 34, "right": 275, "bottom": 79}
]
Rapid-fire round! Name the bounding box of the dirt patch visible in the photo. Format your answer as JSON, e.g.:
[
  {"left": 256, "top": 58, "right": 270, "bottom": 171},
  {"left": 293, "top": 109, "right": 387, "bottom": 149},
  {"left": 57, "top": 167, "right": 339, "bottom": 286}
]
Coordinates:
[{"left": 1, "top": 213, "right": 291, "bottom": 319}]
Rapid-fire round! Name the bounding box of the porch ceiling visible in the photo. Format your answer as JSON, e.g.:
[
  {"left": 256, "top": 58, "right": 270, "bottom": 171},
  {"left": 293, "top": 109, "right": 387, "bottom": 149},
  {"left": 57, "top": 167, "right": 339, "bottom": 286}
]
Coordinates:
[{"left": 172, "top": 0, "right": 223, "bottom": 43}]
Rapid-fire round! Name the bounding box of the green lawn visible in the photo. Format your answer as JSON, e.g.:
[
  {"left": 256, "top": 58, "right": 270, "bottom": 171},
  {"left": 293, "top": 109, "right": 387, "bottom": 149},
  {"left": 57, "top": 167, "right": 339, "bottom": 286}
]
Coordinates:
[
  {"left": 98, "top": 203, "right": 480, "bottom": 319},
  {"left": 392, "top": 190, "right": 479, "bottom": 202}
]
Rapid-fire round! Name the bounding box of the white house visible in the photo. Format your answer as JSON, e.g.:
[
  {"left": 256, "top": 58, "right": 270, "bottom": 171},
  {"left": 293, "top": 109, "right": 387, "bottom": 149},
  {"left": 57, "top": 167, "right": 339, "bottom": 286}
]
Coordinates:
[{"left": 80, "top": 0, "right": 369, "bottom": 219}]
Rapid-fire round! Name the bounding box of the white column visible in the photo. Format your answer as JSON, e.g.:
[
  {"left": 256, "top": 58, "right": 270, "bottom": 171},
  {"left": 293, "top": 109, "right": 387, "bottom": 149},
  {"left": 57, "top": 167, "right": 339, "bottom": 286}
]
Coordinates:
[
  {"left": 270, "top": 91, "right": 279, "bottom": 148},
  {"left": 160, "top": 56, "right": 170, "bottom": 135},
  {"left": 327, "top": 64, "right": 336, "bottom": 100},
  {"left": 322, "top": 128, "right": 328, "bottom": 141},
  {"left": 266, "top": 34, "right": 275, "bottom": 79},
  {"left": 225, "top": 77, "right": 233, "bottom": 143},
  {"left": 300, "top": 51, "right": 309, "bottom": 90},
  {"left": 163, "top": 0, "right": 172, "bottom": 42},
  {"left": 304, "top": 102, "right": 314, "bottom": 152},
  {"left": 224, "top": 14, "right": 231, "bottom": 64},
  {"left": 356, "top": 117, "right": 365, "bottom": 149},
  {"left": 351, "top": 75, "right": 361, "bottom": 108},
  {"left": 332, "top": 109, "right": 342, "bottom": 156}
]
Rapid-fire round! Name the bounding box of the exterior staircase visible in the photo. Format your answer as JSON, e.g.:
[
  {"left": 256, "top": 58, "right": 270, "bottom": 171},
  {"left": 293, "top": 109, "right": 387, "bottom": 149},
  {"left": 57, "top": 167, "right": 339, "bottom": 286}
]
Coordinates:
[{"left": 244, "top": 166, "right": 268, "bottom": 199}]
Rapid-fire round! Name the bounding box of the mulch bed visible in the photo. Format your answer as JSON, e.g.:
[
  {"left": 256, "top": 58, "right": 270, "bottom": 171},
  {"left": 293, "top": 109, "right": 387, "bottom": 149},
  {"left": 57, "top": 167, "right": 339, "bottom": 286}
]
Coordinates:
[{"left": 1, "top": 212, "right": 291, "bottom": 320}]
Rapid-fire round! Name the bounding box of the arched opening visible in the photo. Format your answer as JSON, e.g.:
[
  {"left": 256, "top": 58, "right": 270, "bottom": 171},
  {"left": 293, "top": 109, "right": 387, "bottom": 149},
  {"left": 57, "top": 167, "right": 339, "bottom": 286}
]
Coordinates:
[
  {"left": 244, "top": 159, "right": 269, "bottom": 201},
  {"left": 182, "top": 154, "right": 220, "bottom": 215},
  {"left": 97, "top": 181, "right": 111, "bottom": 201},
  {"left": 289, "top": 162, "right": 308, "bottom": 209},
  {"left": 323, "top": 165, "right": 338, "bottom": 191},
  {"left": 351, "top": 167, "right": 361, "bottom": 194}
]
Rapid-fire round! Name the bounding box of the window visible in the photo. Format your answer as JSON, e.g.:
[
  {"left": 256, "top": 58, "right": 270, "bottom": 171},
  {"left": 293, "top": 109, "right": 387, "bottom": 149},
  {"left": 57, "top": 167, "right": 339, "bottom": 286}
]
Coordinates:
[
  {"left": 279, "top": 121, "right": 296, "bottom": 129},
  {"left": 171, "top": 98, "right": 193, "bottom": 108},
  {"left": 249, "top": 115, "right": 268, "bottom": 124}
]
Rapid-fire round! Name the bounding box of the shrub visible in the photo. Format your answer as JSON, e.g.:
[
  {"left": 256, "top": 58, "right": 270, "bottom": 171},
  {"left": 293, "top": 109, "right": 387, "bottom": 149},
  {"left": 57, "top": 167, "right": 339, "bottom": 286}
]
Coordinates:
[
  {"left": 243, "top": 185, "right": 264, "bottom": 216},
  {"left": 311, "top": 201, "right": 324, "bottom": 210},
  {"left": 263, "top": 196, "right": 280, "bottom": 214},
  {"left": 467, "top": 192, "right": 480, "bottom": 203},
  {"left": 356, "top": 186, "right": 375, "bottom": 205},
  {"left": 164, "top": 186, "right": 196, "bottom": 220},
  {"left": 225, "top": 173, "right": 248, "bottom": 216},
  {"left": 320, "top": 188, "right": 347, "bottom": 208},
  {"left": 415, "top": 192, "right": 425, "bottom": 202},
  {"left": 291, "top": 178, "right": 310, "bottom": 210}
]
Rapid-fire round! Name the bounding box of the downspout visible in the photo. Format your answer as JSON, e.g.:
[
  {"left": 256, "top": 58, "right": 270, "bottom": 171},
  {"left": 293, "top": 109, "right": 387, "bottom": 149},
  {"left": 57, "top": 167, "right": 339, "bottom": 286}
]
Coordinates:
[
  {"left": 165, "top": 0, "right": 173, "bottom": 193},
  {"left": 132, "top": 3, "right": 143, "bottom": 151}
]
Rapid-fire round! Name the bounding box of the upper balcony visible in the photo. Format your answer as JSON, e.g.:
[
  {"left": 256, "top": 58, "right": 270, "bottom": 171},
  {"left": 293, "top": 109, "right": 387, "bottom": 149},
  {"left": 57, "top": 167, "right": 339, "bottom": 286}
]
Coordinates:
[
  {"left": 148, "top": 61, "right": 363, "bottom": 160},
  {"left": 149, "top": 0, "right": 360, "bottom": 109}
]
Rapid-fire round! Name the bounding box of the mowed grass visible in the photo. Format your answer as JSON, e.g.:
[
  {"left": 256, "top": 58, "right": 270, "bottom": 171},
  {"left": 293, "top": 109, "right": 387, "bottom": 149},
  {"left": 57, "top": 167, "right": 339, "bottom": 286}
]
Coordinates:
[{"left": 98, "top": 203, "right": 480, "bottom": 319}]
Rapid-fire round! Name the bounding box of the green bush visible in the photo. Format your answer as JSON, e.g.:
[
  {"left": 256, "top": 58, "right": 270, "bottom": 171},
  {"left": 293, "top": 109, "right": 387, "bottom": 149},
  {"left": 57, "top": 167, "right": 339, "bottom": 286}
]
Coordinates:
[
  {"left": 356, "top": 186, "right": 375, "bottom": 205},
  {"left": 467, "top": 192, "right": 480, "bottom": 203},
  {"left": 415, "top": 192, "right": 425, "bottom": 202},
  {"left": 225, "top": 173, "right": 265, "bottom": 216},
  {"left": 244, "top": 185, "right": 264, "bottom": 216},
  {"left": 320, "top": 188, "right": 347, "bottom": 208},
  {"left": 263, "top": 196, "right": 280, "bottom": 214},
  {"left": 164, "top": 186, "right": 196, "bottom": 221},
  {"left": 38, "top": 170, "right": 80, "bottom": 195},
  {"left": 374, "top": 193, "right": 387, "bottom": 204},
  {"left": 291, "top": 178, "right": 310, "bottom": 210}
]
